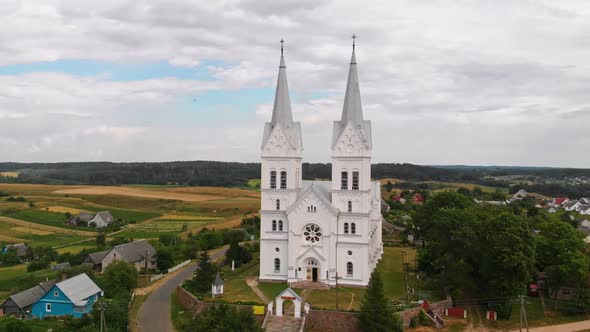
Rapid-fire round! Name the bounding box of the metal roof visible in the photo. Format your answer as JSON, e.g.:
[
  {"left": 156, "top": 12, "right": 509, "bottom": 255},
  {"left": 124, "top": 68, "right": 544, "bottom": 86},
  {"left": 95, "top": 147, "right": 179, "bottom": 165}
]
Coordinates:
[
  {"left": 113, "top": 240, "right": 156, "bottom": 263},
  {"left": 213, "top": 273, "right": 224, "bottom": 286},
  {"left": 86, "top": 249, "right": 110, "bottom": 264},
  {"left": 5, "top": 281, "right": 55, "bottom": 309},
  {"left": 55, "top": 273, "right": 102, "bottom": 306}
]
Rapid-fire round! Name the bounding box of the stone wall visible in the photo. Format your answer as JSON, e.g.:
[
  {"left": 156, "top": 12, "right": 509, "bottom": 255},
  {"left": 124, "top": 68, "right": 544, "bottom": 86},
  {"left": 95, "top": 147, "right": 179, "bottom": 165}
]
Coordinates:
[{"left": 305, "top": 310, "right": 361, "bottom": 332}]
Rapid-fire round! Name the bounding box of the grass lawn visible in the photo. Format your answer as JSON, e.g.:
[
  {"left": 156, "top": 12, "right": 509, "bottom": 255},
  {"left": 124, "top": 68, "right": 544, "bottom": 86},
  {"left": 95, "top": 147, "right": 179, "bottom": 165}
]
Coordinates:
[
  {"left": 56, "top": 242, "right": 98, "bottom": 254},
  {"left": 305, "top": 287, "right": 366, "bottom": 311},
  {"left": 0, "top": 318, "right": 65, "bottom": 332},
  {"left": 219, "top": 278, "right": 263, "bottom": 304},
  {"left": 376, "top": 246, "right": 416, "bottom": 300},
  {"left": 171, "top": 291, "right": 193, "bottom": 331},
  {"left": 258, "top": 282, "right": 289, "bottom": 300}
]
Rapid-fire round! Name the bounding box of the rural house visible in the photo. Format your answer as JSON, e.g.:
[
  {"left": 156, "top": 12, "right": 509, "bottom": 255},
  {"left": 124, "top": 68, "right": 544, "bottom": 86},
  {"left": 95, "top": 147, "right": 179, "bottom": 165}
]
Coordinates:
[
  {"left": 3, "top": 243, "right": 31, "bottom": 262},
  {"left": 84, "top": 250, "right": 110, "bottom": 272},
  {"left": 88, "top": 211, "right": 115, "bottom": 228},
  {"left": 1, "top": 281, "right": 55, "bottom": 317},
  {"left": 579, "top": 204, "right": 590, "bottom": 215},
  {"left": 512, "top": 189, "right": 528, "bottom": 200},
  {"left": 85, "top": 240, "right": 157, "bottom": 273},
  {"left": 69, "top": 212, "right": 94, "bottom": 225},
  {"left": 31, "top": 273, "right": 102, "bottom": 319},
  {"left": 69, "top": 211, "right": 115, "bottom": 228}
]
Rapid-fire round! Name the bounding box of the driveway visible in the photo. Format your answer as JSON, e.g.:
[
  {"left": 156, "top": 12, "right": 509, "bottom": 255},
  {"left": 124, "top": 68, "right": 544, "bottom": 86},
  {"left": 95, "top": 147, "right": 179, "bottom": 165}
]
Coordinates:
[{"left": 137, "top": 248, "right": 228, "bottom": 332}]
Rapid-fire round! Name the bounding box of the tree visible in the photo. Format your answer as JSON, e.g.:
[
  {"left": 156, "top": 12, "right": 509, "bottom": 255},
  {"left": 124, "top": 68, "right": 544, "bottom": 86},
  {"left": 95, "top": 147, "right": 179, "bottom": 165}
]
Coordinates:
[
  {"left": 472, "top": 187, "right": 484, "bottom": 197},
  {"left": 88, "top": 221, "right": 96, "bottom": 228},
  {"left": 28, "top": 201, "right": 34, "bottom": 208},
  {"left": 358, "top": 271, "right": 400, "bottom": 332},
  {"left": 156, "top": 248, "right": 174, "bottom": 272},
  {"left": 96, "top": 233, "right": 106, "bottom": 247},
  {"left": 226, "top": 240, "right": 252, "bottom": 268},
  {"left": 103, "top": 260, "right": 138, "bottom": 297},
  {"left": 456, "top": 187, "right": 471, "bottom": 197},
  {"left": 536, "top": 221, "right": 590, "bottom": 295},
  {"left": 187, "top": 251, "right": 216, "bottom": 294},
  {"left": 0, "top": 250, "right": 21, "bottom": 266},
  {"left": 185, "top": 304, "right": 262, "bottom": 332}
]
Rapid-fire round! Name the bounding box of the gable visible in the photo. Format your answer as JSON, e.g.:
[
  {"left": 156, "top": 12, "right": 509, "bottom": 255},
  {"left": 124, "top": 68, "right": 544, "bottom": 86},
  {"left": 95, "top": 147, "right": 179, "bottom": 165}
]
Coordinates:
[
  {"left": 262, "top": 124, "right": 300, "bottom": 156},
  {"left": 333, "top": 122, "right": 369, "bottom": 155},
  {"left": 40, "top": 285, "right": 70, "bottom": 304},
  {"left": 287, "top": 184, "right": 338, "bottom": 217},
  {"left": 276, "top": 288, "right": 302, "bottom": 301}
]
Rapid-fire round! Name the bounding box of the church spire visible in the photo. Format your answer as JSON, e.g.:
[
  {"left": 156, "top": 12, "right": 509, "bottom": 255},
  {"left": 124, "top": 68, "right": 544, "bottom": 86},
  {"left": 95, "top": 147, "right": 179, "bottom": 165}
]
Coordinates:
[
  {"left": 271, "top": 38, "right": 293, "bottom": 127},
  {"left": 340, "top": 34, "right": 363, "bottom": 126}
]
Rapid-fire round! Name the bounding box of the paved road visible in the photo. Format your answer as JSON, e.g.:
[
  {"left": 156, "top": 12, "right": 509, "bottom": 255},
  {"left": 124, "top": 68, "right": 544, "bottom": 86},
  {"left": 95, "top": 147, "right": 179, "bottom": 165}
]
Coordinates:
[{"left": 137, "top": 248, "right": 227, "bottom": 332}]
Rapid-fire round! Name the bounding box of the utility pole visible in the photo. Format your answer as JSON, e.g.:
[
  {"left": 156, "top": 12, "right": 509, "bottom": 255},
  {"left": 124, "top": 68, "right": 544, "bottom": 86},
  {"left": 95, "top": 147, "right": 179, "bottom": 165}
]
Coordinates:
[
  {"left": 99, "top": 302, "right": 107, "bottom": 332},
  {"left": 145, "top": 250, "right": 149, "bottom": 284},
  {"left": 401, "top": 250, "right": 410, "bottom": 301},
  {"left": 519, "top": 295, "right": 529, "bottom": 332}
]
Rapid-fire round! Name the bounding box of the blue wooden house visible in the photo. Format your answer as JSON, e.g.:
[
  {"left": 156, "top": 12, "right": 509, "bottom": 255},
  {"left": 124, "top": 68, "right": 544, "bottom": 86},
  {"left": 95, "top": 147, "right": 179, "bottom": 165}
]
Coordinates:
[{"left": 31, "top": 273, "right": 103, "bottom": 319}]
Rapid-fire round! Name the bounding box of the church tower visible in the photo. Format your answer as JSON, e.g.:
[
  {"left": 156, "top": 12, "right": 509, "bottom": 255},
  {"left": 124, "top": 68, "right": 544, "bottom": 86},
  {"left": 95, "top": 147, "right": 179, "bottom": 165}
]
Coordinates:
[
  {"left": 259, "top": 40, "right": 302, "bottom": 280},
  {"left": 331, "top": 35, "right": 373, "bottom": 215}
]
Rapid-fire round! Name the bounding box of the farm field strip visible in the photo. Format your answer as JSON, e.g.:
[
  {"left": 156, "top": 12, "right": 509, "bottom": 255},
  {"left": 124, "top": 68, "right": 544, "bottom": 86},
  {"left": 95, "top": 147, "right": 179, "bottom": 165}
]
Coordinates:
[
  {"left": 44, "top": 205, "right": 88, "bottom": 214},
  {"left": 0, "top": 216, "right": 95, "bottom": 236},
  {"left": 52, "top": 186, "right": 232, "bottom": 202}
]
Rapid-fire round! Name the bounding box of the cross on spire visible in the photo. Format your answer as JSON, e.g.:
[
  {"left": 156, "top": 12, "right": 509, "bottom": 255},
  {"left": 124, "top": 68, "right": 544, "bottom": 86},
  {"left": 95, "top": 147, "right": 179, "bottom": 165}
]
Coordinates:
[
  {"left": 352, "top": 34, "right": 356, "bottom": 50},
  {"left": 280, "top": 38, "right": 284, "bottom": 55}
]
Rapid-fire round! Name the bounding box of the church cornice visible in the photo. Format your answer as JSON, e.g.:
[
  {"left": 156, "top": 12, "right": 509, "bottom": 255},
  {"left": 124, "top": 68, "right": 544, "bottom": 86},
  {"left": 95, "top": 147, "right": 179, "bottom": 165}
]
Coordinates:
[{"left": 261, "top": 188, "right": 300, "bottom": 194}]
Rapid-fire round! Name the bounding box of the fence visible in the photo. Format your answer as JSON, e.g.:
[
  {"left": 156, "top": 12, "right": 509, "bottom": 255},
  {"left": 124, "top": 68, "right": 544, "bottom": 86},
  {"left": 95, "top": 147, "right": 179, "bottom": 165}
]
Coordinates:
[{"left": 168, "top": 259, "right": 191, "bottom": 273}]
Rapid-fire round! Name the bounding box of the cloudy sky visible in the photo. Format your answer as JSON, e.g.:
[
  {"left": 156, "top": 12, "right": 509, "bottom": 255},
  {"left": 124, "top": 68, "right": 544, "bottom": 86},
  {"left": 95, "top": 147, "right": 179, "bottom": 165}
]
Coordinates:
[{"left": 1, "top": 0, "right": 589, "bottom": 167}]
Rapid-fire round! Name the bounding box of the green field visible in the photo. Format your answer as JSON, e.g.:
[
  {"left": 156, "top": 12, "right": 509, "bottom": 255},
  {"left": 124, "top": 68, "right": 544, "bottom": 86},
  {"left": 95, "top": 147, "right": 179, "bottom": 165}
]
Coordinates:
[
  {"left": 4, "top": 208, "right": 88, "bottom": 231},
  {"left": 0, "top": 265, "right": 58, "bottom": 301},
  {"left": 376, "top": 247, "right": 417, "bottom": 300}
]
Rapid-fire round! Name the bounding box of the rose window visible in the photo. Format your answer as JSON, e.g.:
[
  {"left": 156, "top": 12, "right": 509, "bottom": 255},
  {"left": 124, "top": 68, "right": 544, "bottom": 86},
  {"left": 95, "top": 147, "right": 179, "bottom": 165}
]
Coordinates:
[{"left": 303, "top": 224, "right": 322, "bottom": 243}]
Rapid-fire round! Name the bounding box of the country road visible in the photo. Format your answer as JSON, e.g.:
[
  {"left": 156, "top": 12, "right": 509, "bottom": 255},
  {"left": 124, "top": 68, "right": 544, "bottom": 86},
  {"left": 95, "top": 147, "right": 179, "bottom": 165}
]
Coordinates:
[{"left": 137, "top": 247, "right": 228, "bottom": 332}]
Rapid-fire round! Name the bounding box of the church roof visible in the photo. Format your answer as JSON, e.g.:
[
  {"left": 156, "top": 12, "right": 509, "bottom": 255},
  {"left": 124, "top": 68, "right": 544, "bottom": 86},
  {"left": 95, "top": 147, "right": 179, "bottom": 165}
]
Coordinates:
[
  {"left": 287, "top": 180, "right": 338, "bottom": 216},
  {"left": 332, "top": 37, "right": 372, "bottom": 149},
  {"left": 261, "top": 40, "right": 302, "bottom": 151}
]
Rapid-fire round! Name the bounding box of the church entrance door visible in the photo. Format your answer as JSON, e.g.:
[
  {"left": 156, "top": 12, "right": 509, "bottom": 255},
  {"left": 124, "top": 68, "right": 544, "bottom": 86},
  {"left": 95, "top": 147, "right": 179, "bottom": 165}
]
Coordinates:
[{"left": 305, "top": 258, "right": 320, "bottom": 282}]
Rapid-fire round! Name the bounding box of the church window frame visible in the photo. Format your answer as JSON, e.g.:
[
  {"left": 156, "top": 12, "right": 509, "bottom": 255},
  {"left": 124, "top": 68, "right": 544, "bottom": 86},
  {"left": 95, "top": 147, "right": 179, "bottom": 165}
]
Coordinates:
[
  {"left": 270, "top": 171, "right": 277, "bottom": 189},
  {"left": 278, "top": 220, "right": 284, "bottom": 231},
  {"left": 276, "top": 199, "right": 280, "bottom": 210},
  {"left": 352, "top": 171, "right": 359, "bottom": 190},
  {"left": 272, "top": 220, "right": 277, "bottom": 231},
  {"left": 351, "top": 223, "right": 356, "bottom": 234},
  {"left": 347, "top": 262, "right": 353, "bottom": 277},
  {"left": 341, "top": 171, "right": 348, "bottom": 190},
  {"left": 344, "top": 222, "right": 349, "bottom": 234},
  {"left": 280, "top": 171, "right": 287, "bottom": 189},
  {"left": 303, "top": 224, "right": 322, "bottom": 244},
  {"left": 274, "top": 258, "right": 280, "bottom": 273},
  {"left": 347, "top": 201, "right": 352, "bottom": 212}
]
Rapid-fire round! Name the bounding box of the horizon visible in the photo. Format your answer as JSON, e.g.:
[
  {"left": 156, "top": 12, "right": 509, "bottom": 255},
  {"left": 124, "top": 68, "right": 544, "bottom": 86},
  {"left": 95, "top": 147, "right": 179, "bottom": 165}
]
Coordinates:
[{"left": 2, "top": 2, "right": 590, "bottom": 168}]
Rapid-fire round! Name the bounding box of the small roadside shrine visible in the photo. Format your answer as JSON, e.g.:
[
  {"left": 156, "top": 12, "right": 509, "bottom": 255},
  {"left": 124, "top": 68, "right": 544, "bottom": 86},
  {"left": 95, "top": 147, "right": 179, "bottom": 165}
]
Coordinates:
[{"left": 211, "top": 273, "right": 224, "bottom": 297}]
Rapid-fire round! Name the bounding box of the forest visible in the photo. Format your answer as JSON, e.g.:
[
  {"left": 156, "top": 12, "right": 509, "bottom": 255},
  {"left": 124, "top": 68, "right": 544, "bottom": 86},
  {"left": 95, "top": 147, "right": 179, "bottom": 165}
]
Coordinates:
[{"left": 1, "top": 161, "right": 589, "bottom": 198}]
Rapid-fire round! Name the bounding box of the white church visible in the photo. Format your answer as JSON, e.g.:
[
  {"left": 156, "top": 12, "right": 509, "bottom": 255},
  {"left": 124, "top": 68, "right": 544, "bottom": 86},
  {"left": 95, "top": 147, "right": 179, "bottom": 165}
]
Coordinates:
[{"left": 259, "top": 38, "right": 383, "bottom": 287}]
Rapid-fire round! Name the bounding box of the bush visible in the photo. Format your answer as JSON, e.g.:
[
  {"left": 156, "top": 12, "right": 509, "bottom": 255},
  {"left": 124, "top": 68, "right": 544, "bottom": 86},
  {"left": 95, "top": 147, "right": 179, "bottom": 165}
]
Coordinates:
[{"left": 27, "top": 258, "right": 50, "bottom": 272}]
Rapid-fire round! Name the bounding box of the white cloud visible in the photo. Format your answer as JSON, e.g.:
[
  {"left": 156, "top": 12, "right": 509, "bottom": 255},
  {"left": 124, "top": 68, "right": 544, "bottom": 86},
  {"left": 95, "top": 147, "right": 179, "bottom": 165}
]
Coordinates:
[{"left": 1, "top": 0, "right": 590, "bottom": 167}]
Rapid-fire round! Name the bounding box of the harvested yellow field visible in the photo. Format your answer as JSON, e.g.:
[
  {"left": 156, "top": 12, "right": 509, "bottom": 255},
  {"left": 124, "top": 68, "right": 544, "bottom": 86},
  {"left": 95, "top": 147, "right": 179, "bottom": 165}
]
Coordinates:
[
  {"left": 45, "top": 206, "right": 87, "bottom": 214},
  {"left": 0, "top": 216, "right": 95, "bottom": 236},
  {"left": 53, "top": 186, "right": 224, "bottom": 202},
  {"left": 9, "top": 227, "right": 53, "bottom": 235},
  {"left": 159, "top": 214, "right": 222, "bottom": 221},
  {"left": 0, "top": 233, "right": 25, "bottom": 243},
  {"left": 167, "top": 186, "right": 260, "bottom": 199},
  {"left": 0, "top": 172, "right": 18, "bottom": 178}
]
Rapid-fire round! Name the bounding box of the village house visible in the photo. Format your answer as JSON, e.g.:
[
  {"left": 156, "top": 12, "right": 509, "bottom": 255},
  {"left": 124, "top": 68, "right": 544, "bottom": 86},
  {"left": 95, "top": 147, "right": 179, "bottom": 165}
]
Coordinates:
[
  {"left": 512, "top": 189, "right": 528, "bottom": 200},
  {"left": 70, "top": 211, "right": 115, "bottom": 228},
  {"left": 31, "top": 273, "right": 102, "bottom": 319},
  {"left": 69, "top": 212, "right": 94, "bottom": 225},
  {"left": 413, "top": 194, "right": 425, "bottom": 204},
  {"left": 579, "top": 204, "right": 590, "bottom": 215},
  {"left": 2, "top": 243, "right": 31, "bottom": 262},
  {"left": 564, "top": 200, "right": 580, "bottom": 212},
  {"left": 1, "top": 281, "right": 55, "bottom": 317},
  {"left": 84, "top": 240, "right": 157, "bottom": 273},
  {"left": 89, "top": 211, "right": 115, "bottom": 228}
]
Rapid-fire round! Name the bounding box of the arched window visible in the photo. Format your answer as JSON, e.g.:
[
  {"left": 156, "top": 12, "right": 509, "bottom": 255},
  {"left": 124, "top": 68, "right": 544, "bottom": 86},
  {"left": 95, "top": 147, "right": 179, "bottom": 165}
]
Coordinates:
[
  {"left": 313, "top": 206, "right": 317, "bottom": 212},
  {"left": 272, "top": 220, "right": 277, "bottom": 231},
  {"left": 274, "top": 258, "right": 280, "bottom": 272},
  {"left": 270, "top": 171, "right": 277, "bottom": 189},
  {"left": 341, "top": 171, "right": 348, "bottom": 190},
  {"left": 280, "top": 171, "right": 287, "bottom": 189},
  {"left": 278, "top": 220, "right": 283, "bottom": 231},
  {"left": 351, "top": 223, "right": 356, "bottom": 234},
  {"left": 352, "top": 171, "right": 359, "bottom": 190},
  {"left": 276, "top": 199, "right": 280, "bottom": 210},
  {"left": 347, "top": 201, "right": 352, "bottom": 212},
  {"left": 347, "top": 262, "right": 353, "bottom": 277},
  {"left": 344, "top": 222, "right": 349, "bottom": 234}
]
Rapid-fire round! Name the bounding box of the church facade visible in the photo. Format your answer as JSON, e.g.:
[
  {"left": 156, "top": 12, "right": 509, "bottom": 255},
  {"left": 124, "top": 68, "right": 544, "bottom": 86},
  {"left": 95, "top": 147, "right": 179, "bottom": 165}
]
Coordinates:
[{"left": 259, "top": 39, "right": 383, "bottom": 287}]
